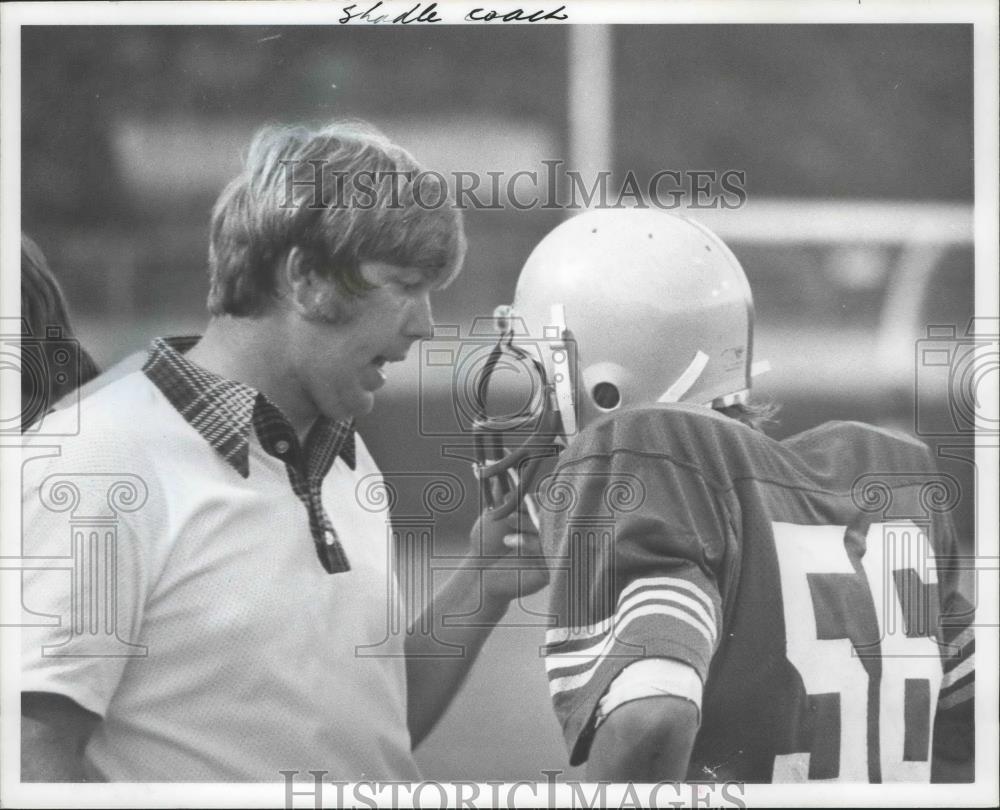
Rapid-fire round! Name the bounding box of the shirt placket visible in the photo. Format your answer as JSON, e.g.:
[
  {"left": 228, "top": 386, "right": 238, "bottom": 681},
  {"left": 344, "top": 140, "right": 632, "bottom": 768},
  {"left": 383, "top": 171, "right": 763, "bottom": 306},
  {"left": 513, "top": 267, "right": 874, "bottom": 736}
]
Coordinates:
[
  {"left": 304, "top": 485, "right": 350, "bottom": 574},
  {"left": 266, "top": 424, "right": 351, "bottom": 575}
]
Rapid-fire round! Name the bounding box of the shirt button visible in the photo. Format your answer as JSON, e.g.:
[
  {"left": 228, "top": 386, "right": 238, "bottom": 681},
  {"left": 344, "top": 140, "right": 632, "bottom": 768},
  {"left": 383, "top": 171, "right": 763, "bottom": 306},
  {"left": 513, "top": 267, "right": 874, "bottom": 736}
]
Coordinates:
[{"left": 275, "top": 440, "right": 290, "bottom": 454}]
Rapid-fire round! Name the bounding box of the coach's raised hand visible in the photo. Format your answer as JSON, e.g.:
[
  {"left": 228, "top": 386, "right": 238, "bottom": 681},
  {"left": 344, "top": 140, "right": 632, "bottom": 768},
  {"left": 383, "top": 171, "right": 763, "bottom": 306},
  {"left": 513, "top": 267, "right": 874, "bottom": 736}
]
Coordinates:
[
  {"left": 404, "top": 507, "right": 549, "bottom": 747},
  {"left": 468, "top": 506, "right": 550, "bottom": 602}
]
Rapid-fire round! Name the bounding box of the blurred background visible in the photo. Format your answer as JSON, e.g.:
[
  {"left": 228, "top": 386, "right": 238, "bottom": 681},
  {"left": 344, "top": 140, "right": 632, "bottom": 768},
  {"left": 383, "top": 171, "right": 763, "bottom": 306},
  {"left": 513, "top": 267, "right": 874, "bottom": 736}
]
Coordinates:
[{"left": 20, "top": 24, "right": 976, "bottom": 781}]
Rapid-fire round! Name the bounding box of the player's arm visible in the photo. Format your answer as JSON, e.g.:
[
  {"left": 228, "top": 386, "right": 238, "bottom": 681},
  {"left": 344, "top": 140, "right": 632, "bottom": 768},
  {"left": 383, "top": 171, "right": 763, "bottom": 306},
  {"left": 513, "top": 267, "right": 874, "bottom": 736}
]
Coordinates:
[
  {"left": 405, "top": 509, "right": 548, "bottom": 747},
  {"left": 21, "top": 691, "right": 101, "bottom": 782},
  {"left": 585, "top": 657, "right": 704, "bottom": 781},
  {"left": 587, "top": 695, "right": 700, "bottom": 782},
  {"left": 540, "top": 418, "right": 727, "bottom": 778}
]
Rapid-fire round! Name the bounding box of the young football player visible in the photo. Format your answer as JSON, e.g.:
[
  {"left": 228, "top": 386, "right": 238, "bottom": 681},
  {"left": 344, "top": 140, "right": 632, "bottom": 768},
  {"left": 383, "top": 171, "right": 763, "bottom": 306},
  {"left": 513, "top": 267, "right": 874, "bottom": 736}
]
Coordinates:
[{"left": 473, "top": 209, "right": 974, "bottom": 783}]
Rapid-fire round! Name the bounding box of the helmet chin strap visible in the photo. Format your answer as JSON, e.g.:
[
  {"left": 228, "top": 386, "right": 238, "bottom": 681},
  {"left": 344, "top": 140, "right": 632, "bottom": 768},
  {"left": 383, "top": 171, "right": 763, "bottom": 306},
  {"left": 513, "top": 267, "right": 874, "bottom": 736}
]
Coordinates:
[
  {"left": 658, "top": 350, "right": 710, "bottom": 403},
  {"left": 658, "top": 354, "right": 772, "bottom": 408}
]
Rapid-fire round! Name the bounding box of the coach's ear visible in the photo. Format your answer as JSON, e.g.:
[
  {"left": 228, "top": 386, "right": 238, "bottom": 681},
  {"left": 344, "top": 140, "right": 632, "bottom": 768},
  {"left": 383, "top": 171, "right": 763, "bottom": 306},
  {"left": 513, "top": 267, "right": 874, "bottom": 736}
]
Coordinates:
[
  {"left": 284, "top": 247, "right": 336, "bottom": 320},
  {"left": 283, "top": 247, "right": 312, "bottom": 308}
]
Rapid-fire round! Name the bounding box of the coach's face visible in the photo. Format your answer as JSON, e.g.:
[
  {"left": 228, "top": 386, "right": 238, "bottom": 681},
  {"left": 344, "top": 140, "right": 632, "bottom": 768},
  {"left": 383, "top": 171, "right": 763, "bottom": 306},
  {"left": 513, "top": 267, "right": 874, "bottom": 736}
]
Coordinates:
[{"left": 286, "top": 258, "right": 434, "bottom": 422}]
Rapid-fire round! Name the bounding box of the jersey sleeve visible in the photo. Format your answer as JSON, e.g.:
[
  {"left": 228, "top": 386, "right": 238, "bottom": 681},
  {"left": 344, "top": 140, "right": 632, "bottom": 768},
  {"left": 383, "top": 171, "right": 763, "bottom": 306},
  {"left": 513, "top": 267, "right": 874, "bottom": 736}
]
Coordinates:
[
  {"left": 19, "top": 441, "right": 157, "bottom": 718},
  {"left": 538, "top": 415, "right": 731, "bottom": 764}
]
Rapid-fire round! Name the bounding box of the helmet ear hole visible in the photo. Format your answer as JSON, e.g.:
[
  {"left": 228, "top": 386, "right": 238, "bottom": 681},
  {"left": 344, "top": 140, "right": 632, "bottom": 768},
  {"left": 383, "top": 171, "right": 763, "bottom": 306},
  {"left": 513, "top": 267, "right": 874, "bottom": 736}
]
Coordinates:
[{"left": 591, "top": 382, "right": 621, "bottom": 411}]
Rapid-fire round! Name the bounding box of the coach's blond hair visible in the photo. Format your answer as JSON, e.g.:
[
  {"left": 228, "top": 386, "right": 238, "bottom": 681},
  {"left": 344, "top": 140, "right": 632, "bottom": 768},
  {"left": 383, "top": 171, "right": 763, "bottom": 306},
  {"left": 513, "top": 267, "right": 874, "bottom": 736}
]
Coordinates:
[{"left": 207, "top": 121, "right": 466, "bottom": 317}]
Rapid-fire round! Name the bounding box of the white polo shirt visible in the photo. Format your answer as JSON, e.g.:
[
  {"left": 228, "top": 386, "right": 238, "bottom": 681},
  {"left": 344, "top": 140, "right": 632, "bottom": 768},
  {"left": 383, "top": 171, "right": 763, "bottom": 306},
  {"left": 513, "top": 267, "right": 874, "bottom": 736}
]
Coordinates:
[{"left": 21, "top": 364, "right": 419, "bottom": 781}]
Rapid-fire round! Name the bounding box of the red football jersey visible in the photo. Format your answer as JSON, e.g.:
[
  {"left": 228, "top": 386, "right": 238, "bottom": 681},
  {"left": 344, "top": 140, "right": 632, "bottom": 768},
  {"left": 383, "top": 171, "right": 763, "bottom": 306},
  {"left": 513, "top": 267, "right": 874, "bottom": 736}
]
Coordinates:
[{"left": 539, "top": 402, "right": 974, "bottom": 782}]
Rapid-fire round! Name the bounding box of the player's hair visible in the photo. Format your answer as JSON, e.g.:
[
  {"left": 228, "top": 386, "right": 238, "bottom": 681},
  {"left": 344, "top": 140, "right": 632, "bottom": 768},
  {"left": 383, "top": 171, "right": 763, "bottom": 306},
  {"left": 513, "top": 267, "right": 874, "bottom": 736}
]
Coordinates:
[
  {"left": 207, "top": 120, "right": 467, "bottom": 317},
  {"left": 716, "top": 397, "right": 779, "bottom": 432},
  {"left": 20, "top": 234, "right": 100, "bottom": 429}
]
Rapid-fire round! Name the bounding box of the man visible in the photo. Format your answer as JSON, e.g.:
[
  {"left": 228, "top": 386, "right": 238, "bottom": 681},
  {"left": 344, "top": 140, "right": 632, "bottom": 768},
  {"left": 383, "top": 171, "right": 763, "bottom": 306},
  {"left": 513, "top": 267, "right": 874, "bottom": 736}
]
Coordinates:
[
  {"left": 20, "top": 121, "right": 544, "bottom": 781},
  {"left": 473, "top": 209, "right": 975, "bottom": 782}
]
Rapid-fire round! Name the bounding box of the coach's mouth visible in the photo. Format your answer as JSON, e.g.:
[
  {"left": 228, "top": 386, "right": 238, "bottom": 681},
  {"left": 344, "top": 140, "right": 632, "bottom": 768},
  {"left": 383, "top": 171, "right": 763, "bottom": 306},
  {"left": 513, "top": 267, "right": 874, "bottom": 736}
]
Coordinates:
[{"left": 371, "top": 354, "right": 407, "bottom": 382}]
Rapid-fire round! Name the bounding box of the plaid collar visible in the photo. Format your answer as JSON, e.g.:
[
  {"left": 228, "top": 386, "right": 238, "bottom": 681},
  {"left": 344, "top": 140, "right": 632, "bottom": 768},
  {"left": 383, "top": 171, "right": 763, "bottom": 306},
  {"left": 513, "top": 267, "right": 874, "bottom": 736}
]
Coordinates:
[{"left": 142, "top": 336, "right": 356, "bottom": 479}]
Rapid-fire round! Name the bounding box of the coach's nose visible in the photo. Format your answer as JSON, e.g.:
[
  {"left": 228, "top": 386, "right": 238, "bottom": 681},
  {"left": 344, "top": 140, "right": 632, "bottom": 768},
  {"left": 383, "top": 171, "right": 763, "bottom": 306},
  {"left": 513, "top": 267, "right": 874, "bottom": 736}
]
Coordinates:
[{"left": 405, "top": 291, "right": 435, "bottom": 340}]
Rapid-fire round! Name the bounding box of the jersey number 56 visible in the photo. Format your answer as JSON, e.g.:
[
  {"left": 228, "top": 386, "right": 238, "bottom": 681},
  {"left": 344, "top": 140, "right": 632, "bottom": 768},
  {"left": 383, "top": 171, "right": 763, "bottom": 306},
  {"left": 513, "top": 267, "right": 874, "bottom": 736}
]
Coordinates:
[{"left": 772, "top": 521, "right": 943, "bottom": 782}]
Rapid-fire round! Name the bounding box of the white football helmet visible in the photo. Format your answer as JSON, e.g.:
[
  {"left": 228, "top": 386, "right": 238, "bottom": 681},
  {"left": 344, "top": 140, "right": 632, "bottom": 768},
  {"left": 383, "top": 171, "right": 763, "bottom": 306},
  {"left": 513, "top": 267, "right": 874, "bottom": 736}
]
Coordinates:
[{"left": 472, "top": 208, "right": 763, "bottom": 522}]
